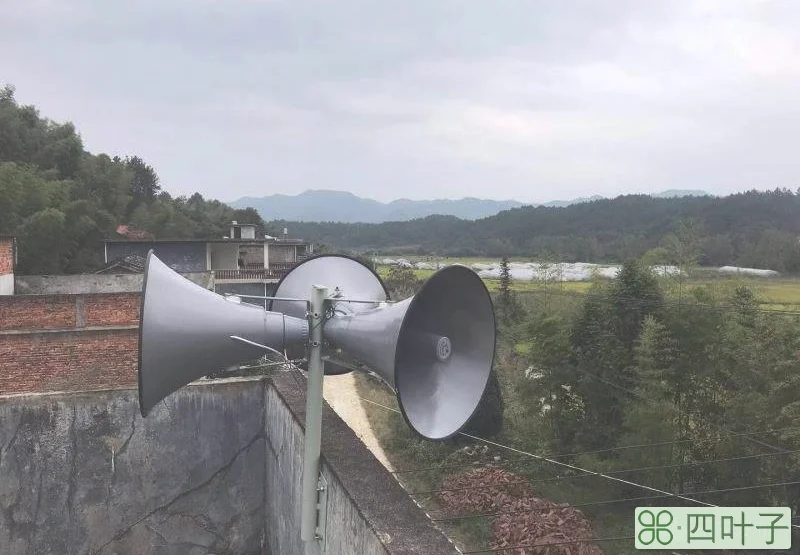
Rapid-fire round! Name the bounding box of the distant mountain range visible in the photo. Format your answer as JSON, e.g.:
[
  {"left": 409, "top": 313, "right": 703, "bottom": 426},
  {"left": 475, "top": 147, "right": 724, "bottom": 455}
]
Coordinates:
[{"left": 228, "top": 189, "right": 710, "bottom": 223}]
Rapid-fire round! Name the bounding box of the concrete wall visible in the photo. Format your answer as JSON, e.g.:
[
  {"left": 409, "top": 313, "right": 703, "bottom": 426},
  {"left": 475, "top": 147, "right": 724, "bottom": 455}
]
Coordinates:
[
  {"left": 106, "top": 242, "right": 208, "bottom": 273},
  {"left": 0, "top": 273, "right": 13, "bottom": 295},
  {"left": 14, "top": 272, "right": 213, "bottom": 294},
  {"left": 265, "top": 373, "right": 458, "bottom": 555},
  {"left": 268, "top": 244, "right": 297, "bottom": 263},
  {"left": 208, "top": 242, "right": 239, "bottom": 270},
  {"left": 0, "top": 375, "right": 460, "bottom": 555},
  {"left": 0, "top": 381, "right": 267, "bottom": 555},
  {"left": 0, "top": 237, "right": 14, "bottom": 295}
]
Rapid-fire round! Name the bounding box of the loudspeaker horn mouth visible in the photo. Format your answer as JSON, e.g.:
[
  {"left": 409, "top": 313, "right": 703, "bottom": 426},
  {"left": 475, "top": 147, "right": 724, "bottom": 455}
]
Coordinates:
[
  {"left": 393, "top": 264, "right": 497, "bottom": 441},
  {"left": 137, "top": 249, "right": 154, "bottom": 417},
  {"left": 137, "top": 251, "right": 309, "bottom": 416}
]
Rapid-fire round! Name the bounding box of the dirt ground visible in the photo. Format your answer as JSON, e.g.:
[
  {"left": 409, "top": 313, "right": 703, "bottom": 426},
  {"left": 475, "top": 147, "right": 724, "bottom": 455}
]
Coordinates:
[{"left": 322, "top": 373, "right": 394, "bottom": 471}]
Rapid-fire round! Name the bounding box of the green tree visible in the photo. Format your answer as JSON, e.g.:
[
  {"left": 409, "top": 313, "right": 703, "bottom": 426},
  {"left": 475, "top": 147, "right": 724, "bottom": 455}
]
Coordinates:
[
  {"left": 0, "top": 84, "right": 279, "bottom": 274},
  {"left": 499, "top": 256, "right": 511, "bottom": 305},
  {"left": 462, "top": 370, "right": 504, "bottom": 437},
  {"left": 17, "top": 208, "right": 68, "bottom": 274},
  {"left": 125, "top": 155, "right": 160, "bottom": 204},
  {"left": 384, "top": 266, "right": 422, "bottom": 300}
]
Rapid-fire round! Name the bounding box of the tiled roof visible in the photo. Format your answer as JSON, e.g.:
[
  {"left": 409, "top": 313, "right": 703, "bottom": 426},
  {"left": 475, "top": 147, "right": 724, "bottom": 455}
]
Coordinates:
[{"left": 95, "top": 254, "right": 147, "bottom": 274}]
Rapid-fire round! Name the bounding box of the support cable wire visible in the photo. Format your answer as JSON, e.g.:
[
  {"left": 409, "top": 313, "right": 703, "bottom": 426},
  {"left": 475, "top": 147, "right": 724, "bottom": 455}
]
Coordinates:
[
  {"left": 574, "top": 365, "right": 790, "bottom": 454},
  {"left": 392, "top": 424, "right": 800, "bottom": 477},
  {"left": 358, "top": 397, "right": 800, "bottom": 530},
  {"left": 459, "top": 535, "right": 635, "bottom": 554},
  {"left": 512, "top": 287, "right": 800, "bottom": 316},
  {"left": 408, "top": 446, "right": 800, "bottom": 496},
  {"left": 431, "top": 479, "right": 800, "bottom": 522}
]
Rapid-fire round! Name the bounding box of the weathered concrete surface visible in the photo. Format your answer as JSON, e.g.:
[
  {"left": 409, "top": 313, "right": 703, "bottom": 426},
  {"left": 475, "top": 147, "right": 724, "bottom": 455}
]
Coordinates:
[
  {"left": 266, "top": 373, "right": 459, "bottom": 555},
  {"left": 0, "top": 273, "right": 12, "bottom": 295},
  {"left": 14, "top": 272, "right": 213, "bottom": 294},
  {"left": 1, "top": 375, "right": 460, "bottom": 555},
  {"left": 0, "top": 381, "right": 266, "bottom": 555},
  {"left": 323, "top": 373, "right": 393, "bottom": 470}
]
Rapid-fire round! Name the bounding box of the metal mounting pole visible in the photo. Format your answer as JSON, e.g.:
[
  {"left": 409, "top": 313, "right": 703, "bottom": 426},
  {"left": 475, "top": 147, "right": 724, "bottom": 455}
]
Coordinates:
[{"left": 300, "top": 285, "right": 327, "bottom": 543}]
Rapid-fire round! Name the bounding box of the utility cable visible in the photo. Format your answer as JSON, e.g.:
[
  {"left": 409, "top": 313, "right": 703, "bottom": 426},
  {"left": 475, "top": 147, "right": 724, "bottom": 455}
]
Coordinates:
[
  {"left": 460, "top": 431, "right": 800, "bottom": 530},
  {"left": 510, "top": 286, "right": 800, "bottom": 315},
  {"left": 431, "top": 480, "right": 800, "bottom": 523},
  {"left": 407, "top": 447, "right": 800, "bottom": 496},
  {"left": 574, "top": 366, "right": 790, "bottom": 454},
  {"left": 359, "top": 397, "right": 800, "bottom": 529},
  {"left": 459, "top": 535, "right": 634, "bottom": 554},
  {"left": 390, "top": 424, "right": 800, "bottom": 476},
  {"left": 361, "top": 398, "right": 714, "bottom": 505}
]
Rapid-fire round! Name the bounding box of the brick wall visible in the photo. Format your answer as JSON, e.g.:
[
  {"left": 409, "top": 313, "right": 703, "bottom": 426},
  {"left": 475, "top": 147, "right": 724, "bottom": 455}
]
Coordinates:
[
  {"left": 84, "top": 293, "right": 141, "bottom": 326},
  {"left": 0, "top": 293, "right": 140, "bottom": 331},
  {"left": 0, "top": 329, "right": 138, "bottom": 394},
  {"left": 0, "top": 292, "right": 141, "bottom": 395},
  {"left": 0, "top": 237, "right": 13, "bottom": 275}
]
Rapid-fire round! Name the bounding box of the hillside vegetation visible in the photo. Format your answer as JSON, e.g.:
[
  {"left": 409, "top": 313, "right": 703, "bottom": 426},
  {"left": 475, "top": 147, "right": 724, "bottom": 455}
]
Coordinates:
[
  {"left": 273, "top": 189, "right": 800, "bottom": 272},
  {"left": 0, "top": 84, "right": 271, "bottom": 274},
  {"left": 358, "top": 261, "right": 800, "bottom": 553}
]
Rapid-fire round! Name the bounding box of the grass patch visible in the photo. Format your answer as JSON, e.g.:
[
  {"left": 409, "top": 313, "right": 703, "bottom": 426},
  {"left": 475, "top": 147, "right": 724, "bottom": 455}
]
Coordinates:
[{"left": 514, "top": 342, "right": 532, "bottom": 356}]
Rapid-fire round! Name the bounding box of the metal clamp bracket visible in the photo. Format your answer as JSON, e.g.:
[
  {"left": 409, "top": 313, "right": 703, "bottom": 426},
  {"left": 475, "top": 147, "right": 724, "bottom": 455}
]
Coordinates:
[{"left": 314, "top": 473, "right": 329, "bottom": 551}]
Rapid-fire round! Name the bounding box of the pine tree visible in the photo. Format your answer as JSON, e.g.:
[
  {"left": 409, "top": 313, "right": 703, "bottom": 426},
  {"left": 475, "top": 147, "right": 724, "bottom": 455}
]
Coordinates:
[{"left": 499, "top": 256, "right": 512, "bottom": 307}]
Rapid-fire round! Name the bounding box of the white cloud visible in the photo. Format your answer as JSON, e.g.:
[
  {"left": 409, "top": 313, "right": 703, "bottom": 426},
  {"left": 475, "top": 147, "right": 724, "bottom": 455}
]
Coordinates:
[{"left": 2, "top": 0, "right": 800, "bottom": 203}]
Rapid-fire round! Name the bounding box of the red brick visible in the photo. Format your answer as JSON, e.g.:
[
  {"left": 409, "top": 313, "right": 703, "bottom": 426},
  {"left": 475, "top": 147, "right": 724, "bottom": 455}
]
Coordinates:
[
  {"left": 84, "top": 293, "right": 141, "bottom": 326},
  {"left": 0, "top": 329, "right": 139, "bottom": 395},
  {"left": 0, "top": 238, "right": 13, "bottom": 275},
  {"left": 0, "top": 293, "right": 141, "bottom": 331},
  {"left": 0, "top": 296, "right": 76, "bottom": 330},
  {"left": 0, "top": 291, "right": 143, "bottom": 395}
]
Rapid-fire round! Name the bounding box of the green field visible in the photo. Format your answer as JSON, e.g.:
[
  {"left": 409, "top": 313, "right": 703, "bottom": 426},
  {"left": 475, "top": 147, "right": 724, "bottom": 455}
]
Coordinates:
[{"left": 375, "top": 259, "right": 800, "bottom": 309}]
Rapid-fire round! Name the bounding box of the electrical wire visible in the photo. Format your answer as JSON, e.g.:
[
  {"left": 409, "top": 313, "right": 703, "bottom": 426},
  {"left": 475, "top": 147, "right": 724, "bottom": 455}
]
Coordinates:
[
  {"left": 574, "top": 366, "right": 790, "bottom": 454},
  {"left": 431, "top": 480, "right": 800, "bottom": 523},
  {"left": 459, "top": 535, "right": 634, "bottom": 554},
  {"left": 361, "top": 397, "right": 712, "bottom": 504},
  {"left": 358, "top": 397, "right": 800, "bottom": 530},
  {"left": 509, "top": 286, "right": 800, "bottom": 316},
  {"left": 390, "top": 424, "right": 800, "bottom": 476},
  {"left": 407, "top": 447, "right": 800, "bottom": 497},
  {"left": 460, "top": 431, "right": 800, "bottom": 531}
]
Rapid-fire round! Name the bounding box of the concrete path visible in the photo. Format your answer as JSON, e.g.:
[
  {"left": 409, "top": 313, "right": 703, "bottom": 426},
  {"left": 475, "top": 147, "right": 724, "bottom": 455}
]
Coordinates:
[{"left": 323, "top": 373, "right": 394, "bottom": 471}]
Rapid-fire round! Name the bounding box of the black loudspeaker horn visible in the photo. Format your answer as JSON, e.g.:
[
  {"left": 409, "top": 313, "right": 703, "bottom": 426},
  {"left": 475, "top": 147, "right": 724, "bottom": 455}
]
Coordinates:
[
  {"left": 272, "top": 256, "right": 496, "bottom": 440},
  {"left": 137, "top": 251, "right": 309, "bottom": 416}
]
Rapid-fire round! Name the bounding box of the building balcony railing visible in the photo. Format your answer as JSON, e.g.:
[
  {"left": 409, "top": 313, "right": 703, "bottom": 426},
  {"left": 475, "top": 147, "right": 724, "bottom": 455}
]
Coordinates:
[
  {"left": 214, "top": 268, "right": 291, "bottom": 281},
  {"left": 241, "top": 262, "right": 298, "bottom": 271},
  {"left": 268, "top": 262, "right": 298, "bottom": 272}
]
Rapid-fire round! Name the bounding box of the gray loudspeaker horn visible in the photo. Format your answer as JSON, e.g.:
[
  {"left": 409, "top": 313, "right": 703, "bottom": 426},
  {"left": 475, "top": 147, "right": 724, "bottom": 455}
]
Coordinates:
[
  {"left": 270, "top": 254, "right": 390, "bottom": 375},
  {"left": 273, "top": 256, "right": 496, "bottom": 440},
  {"left": 137, "top": 251, "right": 309, "bottom": 416}
]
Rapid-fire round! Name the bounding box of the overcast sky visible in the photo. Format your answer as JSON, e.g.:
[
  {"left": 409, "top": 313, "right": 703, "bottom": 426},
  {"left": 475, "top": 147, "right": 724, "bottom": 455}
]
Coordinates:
[{"left": 2, "top": 1, "right": 799, "bottom": 204}]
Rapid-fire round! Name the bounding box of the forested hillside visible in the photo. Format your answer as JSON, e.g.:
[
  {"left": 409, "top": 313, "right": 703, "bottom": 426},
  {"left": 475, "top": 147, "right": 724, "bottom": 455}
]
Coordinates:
[
  {"left": 0, "top": 85, "right": 270, "bottom": 274},
  {"left": 358, "top": 260, "right": 800, "bottom": 552},
  {"left": 275, "top": 189, "right": 800, "bottom": 272},
  {"left": 5, "top": 83, "right": 799, "bottom": 276}
]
